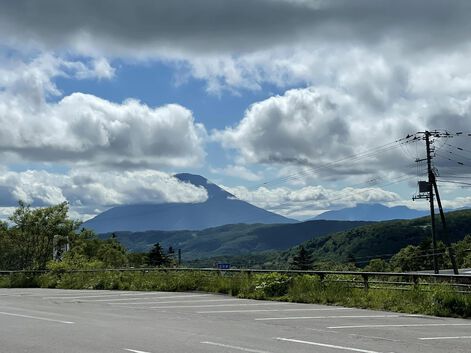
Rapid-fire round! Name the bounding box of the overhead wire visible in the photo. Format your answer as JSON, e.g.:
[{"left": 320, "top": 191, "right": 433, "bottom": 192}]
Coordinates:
[{"left": 251, "top": 137, "right": 410, "bottom": 189}]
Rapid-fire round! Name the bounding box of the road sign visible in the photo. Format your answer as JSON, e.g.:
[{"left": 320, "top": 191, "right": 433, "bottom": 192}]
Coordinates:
[{"left": 217, "top": 263, "right": 231, "bottom": 270}]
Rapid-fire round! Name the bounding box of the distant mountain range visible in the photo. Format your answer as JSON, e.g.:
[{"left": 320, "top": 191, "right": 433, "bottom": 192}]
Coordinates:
[
  {"left": 189, "top": 209, "right": 471, "bottom": 268},
  {"left": 314, "top": 203, "right": 429, "bottom": 221},
  {"left": 83, "top": 173, "right": 296, "bottom": 233},
  {"left": 100, "top": 219, "right": 371, "bottom": 259}
]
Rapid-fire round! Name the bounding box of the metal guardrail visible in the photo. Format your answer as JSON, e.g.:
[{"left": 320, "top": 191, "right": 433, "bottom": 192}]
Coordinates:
[{"left": 1, "top": 267, "right": 471, "bottom": 292}]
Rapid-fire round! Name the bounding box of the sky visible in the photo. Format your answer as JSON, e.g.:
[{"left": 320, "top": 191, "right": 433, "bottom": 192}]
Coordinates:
[{"left": 0, "top": 0, "right": 471, "bottom": 221}]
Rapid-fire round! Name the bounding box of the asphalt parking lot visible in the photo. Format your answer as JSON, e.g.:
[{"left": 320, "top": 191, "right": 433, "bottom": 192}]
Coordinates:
[{"left": 0, "top": 288, "right": 470, "bottom": 353}]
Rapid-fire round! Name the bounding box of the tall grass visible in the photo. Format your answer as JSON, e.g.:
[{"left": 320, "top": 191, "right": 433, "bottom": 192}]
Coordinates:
[{"left": 1, "top": 271, "right": 469, "bottom": 318}]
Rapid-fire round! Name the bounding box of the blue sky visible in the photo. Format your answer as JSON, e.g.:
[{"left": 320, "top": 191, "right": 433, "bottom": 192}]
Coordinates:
[{"left": 0, "top": 0, "right": 471, "bottom": 221}]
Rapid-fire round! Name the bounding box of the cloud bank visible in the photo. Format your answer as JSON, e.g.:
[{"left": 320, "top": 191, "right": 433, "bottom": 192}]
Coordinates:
[{"left": 0, "top": 54, "right": 206, "bottom": 168}]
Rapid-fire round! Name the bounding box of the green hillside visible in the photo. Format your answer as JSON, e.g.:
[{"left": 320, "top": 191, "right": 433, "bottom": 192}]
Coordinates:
[
  {"left": 99, "top": 220, "right": 371, "bottom": 260},
  {"left": 278, "top": 209, "right": 471, "bottom": 266}
]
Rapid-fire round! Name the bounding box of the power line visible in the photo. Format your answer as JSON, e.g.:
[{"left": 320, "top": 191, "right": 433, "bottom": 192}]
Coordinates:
[
  {"left": 251, "top": 138, "right": 409, "bottom": 189},
  {"left": 437, "top": 180, "right": 471, "bottom": 187}
]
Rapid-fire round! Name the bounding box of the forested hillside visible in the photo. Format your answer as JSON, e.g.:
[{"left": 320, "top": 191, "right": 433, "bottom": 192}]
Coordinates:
[
  {"left": 100, "top": 220, "right": 371, "bottom": 260},
  {"left": 278, "top": 209, "right": 471, "bottom": 267}
]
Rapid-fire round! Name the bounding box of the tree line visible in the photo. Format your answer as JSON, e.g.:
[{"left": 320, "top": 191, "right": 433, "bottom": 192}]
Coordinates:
[{"left": 0, "top": 202, "right": 176, "bottom": 271}]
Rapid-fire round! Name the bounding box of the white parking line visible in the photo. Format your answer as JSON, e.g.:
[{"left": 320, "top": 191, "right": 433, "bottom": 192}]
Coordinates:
[
  {"left": 198, "top": 307, "right": 351, "bottom": 314},
  {"left": 275, "top": 337, "right": 384, "bottom": 353},
  {"left": 110, "top": 298, "right": 242, "bottom": 305},
  {"left": 328, "top": 323, "right": 471, "bottom": 329},
  {"left": 123, "top": 349, "right": 151, "bottom": 353},
  {"left": 150, "top": 302, "right": 290, "bottom": 309},
  {"left": 43, "top": 293, "right": 152, "bottom": 300},
  {"left": 42, "top": 292, "right": 188, "bottom": 300},
  {"left": 0, "top": 311, "right": 74, "bottom": 324},
  {"left": 256, "top": 315, "right": 404, "bottom": 321},
  {"left": 201, "top": 341, "right": 272, "bottom": 353},
  {"left": 83, "top": 294, "right": 211, "bottom": 302},
  {"left": 419, "top": 336, "right": 471, "bottom": 340}
]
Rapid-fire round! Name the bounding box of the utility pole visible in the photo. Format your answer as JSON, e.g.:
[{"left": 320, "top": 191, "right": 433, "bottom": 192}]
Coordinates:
[
  {"left": 425, "top": 131, "right": 439, "bottom": 274},
  {"left": 411, "top": 130, "right": 459, "bottom": 275}
]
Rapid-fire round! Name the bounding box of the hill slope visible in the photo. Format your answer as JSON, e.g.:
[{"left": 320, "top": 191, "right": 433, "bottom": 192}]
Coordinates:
[
  {"left": 314, "top": 203, "right": 428, "bottom": 221},
  {"left": 282, "top": 209, "right": 471, "bottom": 266},
  {"left": 101, "top": 219, "right": 371, "bottom": 260},
  {"left": 84, "top": 173, "right": 296, "bottom": 232}
]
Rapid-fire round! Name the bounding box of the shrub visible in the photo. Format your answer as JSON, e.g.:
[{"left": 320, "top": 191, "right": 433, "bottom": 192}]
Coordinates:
[{"left": 252, "top": 273, "right": 291, "bottom": 298}]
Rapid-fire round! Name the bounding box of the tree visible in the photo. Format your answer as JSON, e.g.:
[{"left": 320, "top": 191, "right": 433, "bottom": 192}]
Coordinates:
[
  {"left": 364, "top": 258, "right": 390, "bottom": 272},
  {"left": 8, "top": 201, "right": 79, "bottom": 270},
  {"left": 96, "top": 236, "right": 129, "bottom": 268},
  {"left": 390, "top": 240, "right": 449, "bottom": 272},
  {"left": 291, "top": 246, "right": 312, "bottom": 270},
  {"left": 148, "top": 243, "right": 168, "bottom": 267},
  {"left": 453, "top": 235, "right": 471, "bottom": 268}
]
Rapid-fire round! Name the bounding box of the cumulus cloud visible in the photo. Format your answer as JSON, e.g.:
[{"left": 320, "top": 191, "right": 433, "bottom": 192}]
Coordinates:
[
  {"left": 224, "top": 184, "right": 401, "bottom": 219},
  {"left": 213, "top": 85, "right": 471, "bottom": 180},
  {"left": 0, "top": 170, "right": 208, "bottom": 220},
  {"left": 0, "top": 54, "right": 206, "bottom": 168}
]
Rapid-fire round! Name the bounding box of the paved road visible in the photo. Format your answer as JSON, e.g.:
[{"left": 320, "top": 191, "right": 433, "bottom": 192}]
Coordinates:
[{"left": 0, "top": 288, "right": 470, "bottom": 353}]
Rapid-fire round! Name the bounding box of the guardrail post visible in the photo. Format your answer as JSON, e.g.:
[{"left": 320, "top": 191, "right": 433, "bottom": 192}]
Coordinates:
[
  {"left": 412, "top": 275, "right": 419, "bottom": 288},
  {"left": 318, "top": 273, "right": 325, "bottom": 289},
  {"left": 362, "top": 274, "right": 369, "bottom": 290}
]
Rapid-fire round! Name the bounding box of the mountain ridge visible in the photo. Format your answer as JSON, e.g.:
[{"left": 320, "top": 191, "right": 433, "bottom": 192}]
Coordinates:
[
  {"left": 100, "top": 219, "right": 372, "bottom": 259},
  {"left": 314, "top": 203, "right": 429, "bottom": 221},
  {"left": 83, "top": 173, "right": 296, "bottom": 232}
]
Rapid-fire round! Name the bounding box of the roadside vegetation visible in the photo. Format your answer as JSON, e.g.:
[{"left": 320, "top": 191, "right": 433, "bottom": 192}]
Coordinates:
[
  {"left": 0, "top": 203, "right": 470, "bottom": 319},
  {"left": 1, "top": 270, "right": 469, "bottom": 319}
]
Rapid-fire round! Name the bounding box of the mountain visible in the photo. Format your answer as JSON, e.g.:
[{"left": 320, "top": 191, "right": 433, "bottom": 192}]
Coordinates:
[
  {"left": 314, "top": 203, "right": 429, "bottom": 221},
  {"left": 279, "top": 209, "right": 471, "bottom": 266},
  {"left": 100, "top": 219, "right": 371, "bottom": 259},
  {"left": 83, "top": 173, "right": 296, "bottom": 233}
]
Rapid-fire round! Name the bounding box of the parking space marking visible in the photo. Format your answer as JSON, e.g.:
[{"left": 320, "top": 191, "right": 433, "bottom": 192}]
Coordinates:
[
  {"left": 110, "top": 298, "right": 241, "bottom": 305},
  {"left": 201, "top": 341, "right": 272, "bottom": 353},
  {"left": 256, "top": 315, "right": 404, "bottom": 321},
  {"left": 275, "top": 337, "right": 384, "bottom": 353},
  {"left": 418, "top": 336, "right": 471, "bottom": 340},
  {"left": 123, "top": 349, "right": 151, "bottom": 353},
  {"left": 42, "top": 293, "right": 153, "bottom": 300},
  {"left": 347, "top": 333, "right": 401, "bottom": 343},
  {"left": 198, "top": 307, "right": 351, "bottom": 314},
  {"left": 83, "top": 294, "right": 212, "bottom": 302},
  {"left": 328, "top": 323, "right": 471, "bottom": 329},
  {"left": 150, "top": 302, "right": 291, "bottom": 309},
  {"left": 0, "top": 311, "right": 74, "bottom": 324},
  {"left": 42, "top": 292, "right": 195, "bottom": 300}
]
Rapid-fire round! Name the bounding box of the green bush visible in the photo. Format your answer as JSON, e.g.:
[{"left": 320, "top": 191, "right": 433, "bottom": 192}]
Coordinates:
[
  {"left": 252, "top": 273, "right": 291, "bottom": 298},
  {"left": 429, "top": 286, "right": 471, "bottom": 317}
]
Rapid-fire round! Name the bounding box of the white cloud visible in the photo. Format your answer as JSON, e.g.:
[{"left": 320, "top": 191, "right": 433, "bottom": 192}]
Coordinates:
[
  {"left": 213, "top": 85, "right": 471, "bottom": 180},
  {"left": 0, "top": 169, "right": 208, "bottom": 220},
  {"left": 210, "top": 165, "right": 263, "bottom": 182},
  {"left": 0, "top": 54, "right": 206, "bottom": 168},
  {"left": 224, "top": 184, "right": 401, "bottom": 219},
  {"left": 73, "top": 57, "right": 116, "bottom": 80}
]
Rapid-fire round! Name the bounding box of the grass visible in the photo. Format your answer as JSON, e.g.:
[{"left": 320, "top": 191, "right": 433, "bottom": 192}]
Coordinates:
[{"left": 1, "top": 271, "right": 470, "bottom": 318}]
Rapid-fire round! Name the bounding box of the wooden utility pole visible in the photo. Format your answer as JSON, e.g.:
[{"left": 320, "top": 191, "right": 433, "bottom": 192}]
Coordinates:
[
  {"left": 412, "top": 130, "right": 459, "bottom": 275},
  {"left": 425, "top": 131, "right": 439, "bottom": 274}
]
